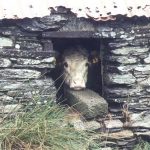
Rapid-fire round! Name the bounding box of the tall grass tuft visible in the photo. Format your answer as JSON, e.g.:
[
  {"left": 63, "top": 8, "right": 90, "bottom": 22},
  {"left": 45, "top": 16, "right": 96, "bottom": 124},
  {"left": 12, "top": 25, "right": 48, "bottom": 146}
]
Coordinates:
[
  {"left": 133, "top": 140, "right": 150, "bottom": 150},
  {"left": 0, "top": 100, "right": 92, "bottom": 150}
]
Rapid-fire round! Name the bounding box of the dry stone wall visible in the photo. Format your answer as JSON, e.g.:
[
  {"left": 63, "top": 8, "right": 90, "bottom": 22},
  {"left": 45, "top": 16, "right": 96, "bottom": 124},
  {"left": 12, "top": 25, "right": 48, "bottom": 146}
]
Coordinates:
[
  {"left": 102, "top": 21, "right": 150, "bottom": 148},
  {"left": 0, "top": 20, "right": 57, "bottom": 115},
  {"left": 0, "top": 10, "right": 149, "bottom": 149}
]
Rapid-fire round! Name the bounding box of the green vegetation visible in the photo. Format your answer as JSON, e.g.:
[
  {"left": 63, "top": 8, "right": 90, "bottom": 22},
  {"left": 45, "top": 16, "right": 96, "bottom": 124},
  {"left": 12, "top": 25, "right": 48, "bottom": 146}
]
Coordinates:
[
  {"left": 133, "top": 140, "right": 150, "bottom": 150},
  {"left": 0, "top": 100, "right": 93, "bottom": 150}
]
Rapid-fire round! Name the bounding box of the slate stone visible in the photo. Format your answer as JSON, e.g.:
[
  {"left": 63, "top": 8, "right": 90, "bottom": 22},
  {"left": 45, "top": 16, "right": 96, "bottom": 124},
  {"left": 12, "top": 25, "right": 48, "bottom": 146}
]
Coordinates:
[
  {"left": 17, "top": 15, "right": 68, "bottom": 32},
  {"left": 65, "top": 88, "right": 108, "bottom": 119},
  {"left": 0, "top": 37, "right": 13, "bottom": 47},
  {"left": 111, "top": 47, "right": 149, "bottom": 55},
  {"left": 0, "top": 104, "right": 22, "bottom": 113},
  {"left": 104, "top": 86, "right": 143, "bottom": 98},
  {"left": 16, "top": 40, "right": 43, "bottom": 51},
  {"left": 0, "top": 69, "right": 41, "bottom": 79},
  {"left": 103, "top": 119, "right": 123, "bottom": 129},
  {"left": 105, "top": 55, "right": 138, "bottom": 64},
  {"left": 105, "top": 73, "right": 136, "bottom": 85},
  {"left": 130, "top": 112, "right": 150, "bottom": 128},
  {"left": 0, "top": 58, "right": 12, "bottom": 67}
]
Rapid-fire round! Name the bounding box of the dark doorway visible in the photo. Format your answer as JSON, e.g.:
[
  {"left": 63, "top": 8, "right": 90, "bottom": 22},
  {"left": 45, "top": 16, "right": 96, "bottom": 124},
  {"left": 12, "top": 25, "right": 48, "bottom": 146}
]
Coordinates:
[{"left": 50, "top": 38, "right": 103, "bottom": 102}]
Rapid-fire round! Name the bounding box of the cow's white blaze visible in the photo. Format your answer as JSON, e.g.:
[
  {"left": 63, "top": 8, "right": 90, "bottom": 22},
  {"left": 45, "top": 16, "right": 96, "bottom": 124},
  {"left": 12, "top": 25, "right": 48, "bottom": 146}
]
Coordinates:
[{"left": 63, "top": 47, "right": 88, "bottom": 90}]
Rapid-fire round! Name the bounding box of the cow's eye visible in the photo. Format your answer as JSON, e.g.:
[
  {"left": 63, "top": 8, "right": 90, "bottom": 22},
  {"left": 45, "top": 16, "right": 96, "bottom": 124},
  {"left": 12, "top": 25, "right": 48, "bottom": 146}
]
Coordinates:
[
  {"left": 85, "top": 62, "right": 89, "bottom": 67},
  {"left": 63, "top": 62, "right": 68, "bottom": 68}
]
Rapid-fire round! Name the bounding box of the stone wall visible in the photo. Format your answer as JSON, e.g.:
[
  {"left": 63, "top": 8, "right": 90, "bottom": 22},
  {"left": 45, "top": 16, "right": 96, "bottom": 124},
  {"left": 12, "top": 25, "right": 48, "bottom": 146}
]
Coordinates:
[
  {"left": 0, "top": 10, "right": 150, "bottom": 149},
  {"left": 100, "top": 19, "right": 150, "bottom": 149},
  {"left": 0, "top": 20, "right": 57, "bottom": 115}
]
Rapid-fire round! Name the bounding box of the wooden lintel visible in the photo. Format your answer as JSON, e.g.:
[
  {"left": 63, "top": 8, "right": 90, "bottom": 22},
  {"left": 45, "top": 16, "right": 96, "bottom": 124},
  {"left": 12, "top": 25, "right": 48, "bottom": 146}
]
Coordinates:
[{"left": 42, "top": 31, "right": 99, "bottom": 38}]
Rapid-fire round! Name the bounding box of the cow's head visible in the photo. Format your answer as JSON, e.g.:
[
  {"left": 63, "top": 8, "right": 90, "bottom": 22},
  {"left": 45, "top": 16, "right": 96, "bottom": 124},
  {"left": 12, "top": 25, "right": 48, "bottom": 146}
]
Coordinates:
[
  {"left": 62, "top": 46, "right": 89, "bottom": 90},
  {"left": 56, "top": 46, "right": 100, "bottom": 90}
]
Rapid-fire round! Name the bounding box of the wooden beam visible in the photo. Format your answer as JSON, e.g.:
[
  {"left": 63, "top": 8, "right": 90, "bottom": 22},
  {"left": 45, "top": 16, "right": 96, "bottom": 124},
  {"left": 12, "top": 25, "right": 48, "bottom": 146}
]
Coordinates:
[{"left": 42, "top": 31, "right": 99, "bottom": 38}]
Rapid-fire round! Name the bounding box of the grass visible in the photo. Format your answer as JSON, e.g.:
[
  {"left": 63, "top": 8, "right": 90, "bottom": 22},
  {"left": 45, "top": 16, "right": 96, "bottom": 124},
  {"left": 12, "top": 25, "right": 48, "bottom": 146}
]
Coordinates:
[
  {"left": 133, "top": 140, "right": 150, "bottom": 150},
  {"left": 0, "top": 99, "right": 93, "bottom": 150}
]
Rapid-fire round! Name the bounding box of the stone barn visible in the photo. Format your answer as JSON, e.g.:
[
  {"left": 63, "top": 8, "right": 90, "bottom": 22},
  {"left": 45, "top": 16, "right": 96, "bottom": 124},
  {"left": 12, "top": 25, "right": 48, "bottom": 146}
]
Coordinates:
[{"left": 0, "top": 0, "right": 150, "bottom": 149}]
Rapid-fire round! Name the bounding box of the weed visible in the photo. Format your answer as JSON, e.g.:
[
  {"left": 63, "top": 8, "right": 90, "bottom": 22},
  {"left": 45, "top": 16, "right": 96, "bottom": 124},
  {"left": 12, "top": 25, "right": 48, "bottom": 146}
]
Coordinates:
[{"left": 0, "top": 100, "right": 92, "bottom": 150}]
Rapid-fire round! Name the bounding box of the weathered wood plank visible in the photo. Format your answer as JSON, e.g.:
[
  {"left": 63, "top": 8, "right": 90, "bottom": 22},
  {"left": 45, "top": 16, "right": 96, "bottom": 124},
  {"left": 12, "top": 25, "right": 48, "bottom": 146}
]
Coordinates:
[
  {"left": 42, "top": 31, "right": 98, "bottom": 38},
  {"left": 0, "top": 49, "right": 55, "bottom": 58}
]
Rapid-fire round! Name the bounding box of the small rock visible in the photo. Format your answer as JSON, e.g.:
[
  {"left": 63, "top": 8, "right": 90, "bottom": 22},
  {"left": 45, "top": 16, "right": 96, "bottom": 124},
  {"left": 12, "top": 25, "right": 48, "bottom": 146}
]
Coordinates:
[
  {"left": 104, "top": 119, "right": 123, "bottom": 129},
  {"left": 0, "top": 58, "right": 12, "bottom": 67},
  {"left": 106, "top": 55, "right": 138, "bottom": 64},
  {"left": 105, "top": 73, "right": 136, "bottom": 85},
  {"left": 0, "top": 37, "right": 13, "bottom": 47},
  {"left": 41, "top": 57, "right": 56, "bottom": 63},
  {"left": 134, "top": 131, "right": 150, "bottom": 139},
  {"left": 117, "top": 65, "right": 135, "bottom": 73},
  {"left": 17, "top": 15, "right": 68, "bottom": 32},
  {"left": 64, "top": 112, "right": 85, "bottom": 131},
  {"left": 0, "top": 69, "right": 41, "bottom": 79},
  {"left": 130, "top": 112, "right": 150, "bottom": 128},
  {"left": 101, "top": 130, "right": 134, "bottom": 140},
  {"left": 0, "top": 95, "right": 13, "bottom": 102},
  {"left": 16, "top": 40, "right": 42, "bottom": 51},
  {"left": 16, "top": 58, "right": 41, "bottom": 65},
  {"left": 111, "top": 47, "right": 149, "bottom": 55},
  {"left": 139, "top": 77, "right": 150, "bottom": 86},
  {"left": 134, "top": 65, "right": 150, "bottom": 72},
  {"left": 144, "top": 54, "right": 150, "bottom": 63},
  {"left": 104, "top": 86, "right": 143, "bottom": 98},
  {"left": 101, "top": 148, "right": 112, "bottom": 150},
  {"left": 85, "top": 120, "right": 101, "bottom": 131},
  {"left": 0, "top": 104, "right": 22, "bottom": 113}
]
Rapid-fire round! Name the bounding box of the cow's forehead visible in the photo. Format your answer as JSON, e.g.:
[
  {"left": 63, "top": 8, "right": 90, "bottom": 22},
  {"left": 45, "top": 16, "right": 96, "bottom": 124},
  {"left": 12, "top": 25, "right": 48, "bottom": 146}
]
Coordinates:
[
  {"left": 65, "top": 55, "right": 88, "bottom": 62},
  {"left": 63, "top": 47, "right": 88, "bottom": 56}
]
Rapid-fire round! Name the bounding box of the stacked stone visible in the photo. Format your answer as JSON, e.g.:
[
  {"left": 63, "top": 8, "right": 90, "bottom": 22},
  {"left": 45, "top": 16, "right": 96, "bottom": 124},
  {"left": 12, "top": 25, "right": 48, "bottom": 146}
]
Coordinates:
[
  {"left": 0, "top": 24, "right": 57, "bottom": 115},
  {"left": 103, "top": 37, "right": 150, "bottom": 145},
  {"left": 0, "top": 10, "right": 149, "bottom": 149}
]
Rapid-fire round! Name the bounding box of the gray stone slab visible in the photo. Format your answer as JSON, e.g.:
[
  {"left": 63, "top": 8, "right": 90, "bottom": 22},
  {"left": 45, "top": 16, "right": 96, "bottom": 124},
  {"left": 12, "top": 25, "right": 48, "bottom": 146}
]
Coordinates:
[
  {"left": 65, "top": 88, "right": 108, "bottom": 119},
  {"left": 105, "top": 73, "right": 136, "bottom": 85},
  {"left": 0, "top": 69, "right": 41, "bottom": 79}
]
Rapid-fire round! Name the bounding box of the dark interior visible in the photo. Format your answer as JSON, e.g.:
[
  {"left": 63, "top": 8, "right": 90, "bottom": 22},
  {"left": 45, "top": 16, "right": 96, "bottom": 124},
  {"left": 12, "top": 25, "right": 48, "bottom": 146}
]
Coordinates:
[{"left": 50, "top": 38, "right": 103, "bottom": 102}]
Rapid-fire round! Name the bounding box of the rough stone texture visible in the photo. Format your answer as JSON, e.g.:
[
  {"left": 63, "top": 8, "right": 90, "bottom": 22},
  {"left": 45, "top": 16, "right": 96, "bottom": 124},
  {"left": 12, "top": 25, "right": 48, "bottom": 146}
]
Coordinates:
[
  {"left": 0, "top": 78, "right": 57, "bottom": 106},
  {"left": 144, "top": 54, "right": 150, "bottom": 63},
  {"left": 103, "top": 119, "right": 123, "bottom": 129},
  {"left": 130, "top": 112, "right": 150, "bottom": 128},
  {"left": 0, "top": 69, "right": 41, "bottom": 79},
  {"left": 0, "top": 104, "right": 22, "bottom": 113},
  {"left": 101, "top": 130, "right": 134, "bottom": 140},
  {"left": 84, "top": 121, "right": 101, "bottom": 131},
  {"left": 11, "top": 57, "right": 55, "bottom": 68},
  {"left": 0, "top": 37, "right": 13, "bottom": 47},
  {"left": 16, "top": 15, "right": 69, "bottom": 31},
  {"left": 16, "top": 39, "right": 43, "bottom": 51},
  {"left": 105, "top": 55, "right": 138, "bottom": 64},
  {"left": 0, "top": 14, "right": 149, "bottom": 149},
  {"left": 104, "top": 86, "right": 144, "bottom": 98},
  {"left": 111, "top": 47, "right": 149, "bottom": 55},
  {"left": 0, "top": 58, "right": 12, "bottom": 67},
  {"left": 65, "top": 88, "right": 108, "bottom": 119},
  {"left": 105, "top": 73, "right": 136, "bottom": 85}
]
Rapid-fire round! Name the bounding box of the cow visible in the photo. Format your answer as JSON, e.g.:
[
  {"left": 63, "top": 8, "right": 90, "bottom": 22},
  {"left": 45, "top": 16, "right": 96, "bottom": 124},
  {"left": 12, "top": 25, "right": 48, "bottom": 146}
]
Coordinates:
[{"left": 62, "top": 46, "right": 89, "bottom": 90}]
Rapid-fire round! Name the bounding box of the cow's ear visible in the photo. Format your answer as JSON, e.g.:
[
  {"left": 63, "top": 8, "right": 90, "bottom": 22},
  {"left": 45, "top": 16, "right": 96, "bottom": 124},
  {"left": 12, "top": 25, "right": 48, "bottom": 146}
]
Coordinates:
[{"left": 88, "top": 50, "right": 101, "bottom": 65}]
